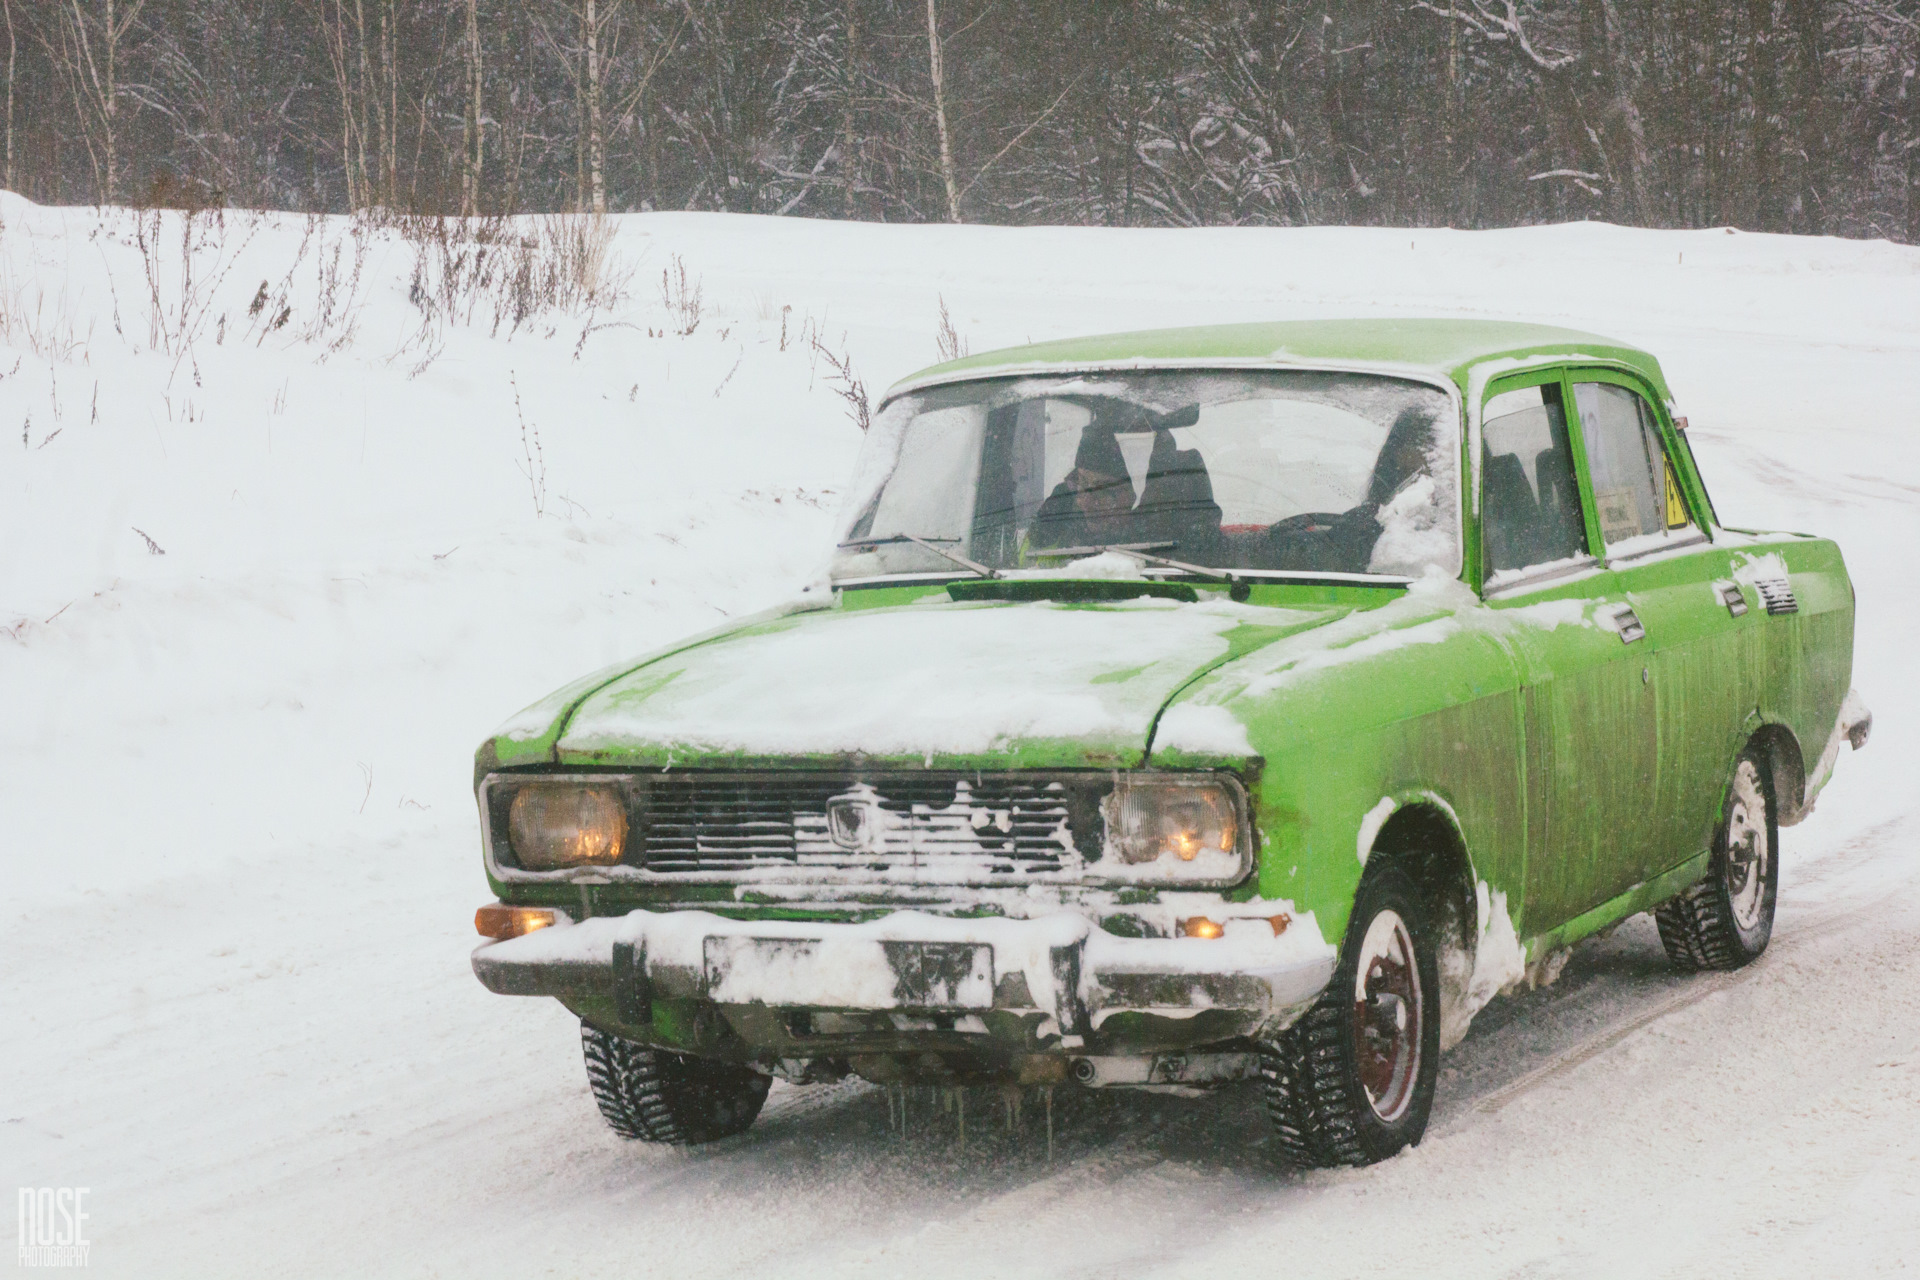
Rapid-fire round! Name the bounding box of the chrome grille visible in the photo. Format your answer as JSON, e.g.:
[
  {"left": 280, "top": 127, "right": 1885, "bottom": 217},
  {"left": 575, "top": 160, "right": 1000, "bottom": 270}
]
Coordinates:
[{"left": 632, "top": 773, "right": 1104, "bottom": 876}]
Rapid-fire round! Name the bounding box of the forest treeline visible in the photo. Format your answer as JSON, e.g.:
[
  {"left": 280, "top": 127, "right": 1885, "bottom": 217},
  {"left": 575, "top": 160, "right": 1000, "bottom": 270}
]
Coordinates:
[{"left": 2, "top": 0, "right": 1916, "bottom": 240}]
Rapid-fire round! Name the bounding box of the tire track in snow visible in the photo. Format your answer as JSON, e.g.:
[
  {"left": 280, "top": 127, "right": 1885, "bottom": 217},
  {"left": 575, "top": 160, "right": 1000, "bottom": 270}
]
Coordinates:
[{"left": 1456, "top": 810, "right": 1914, "bottom": 1119}]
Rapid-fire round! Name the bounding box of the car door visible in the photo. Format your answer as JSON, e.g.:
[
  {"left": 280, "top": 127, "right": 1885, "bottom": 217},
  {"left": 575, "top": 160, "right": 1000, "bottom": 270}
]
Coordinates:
[
  {"left": 1477, "top": 370, "right": 1660, "bottom": 935},
  {"left": 1566, "top": 373, "right": 1750, "bottom": 881}
]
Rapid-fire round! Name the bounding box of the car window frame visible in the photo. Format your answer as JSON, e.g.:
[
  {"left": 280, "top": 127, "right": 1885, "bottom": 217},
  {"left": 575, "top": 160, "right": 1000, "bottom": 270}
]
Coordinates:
[
  {"left": 840, "top": 362, "right": 1470, "bottom": 589},
  {"left": 1475, "top": 366, "right": 1604, "bottom": 598},
  {"left": 1559, "top": 366, "right": 1715, "bottom": 566},
  {"left": 1668, "top": 423, "right": 1721, "bottom": 529}
]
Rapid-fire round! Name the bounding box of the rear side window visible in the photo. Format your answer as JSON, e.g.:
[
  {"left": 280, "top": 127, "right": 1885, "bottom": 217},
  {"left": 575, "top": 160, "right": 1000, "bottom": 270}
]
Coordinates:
[
  {"left": 1481, "top": 383, "right": 1588, "bottom": 580},
  {"left": 1572, "top": 382, "right": 1694, "bottom": 554}
]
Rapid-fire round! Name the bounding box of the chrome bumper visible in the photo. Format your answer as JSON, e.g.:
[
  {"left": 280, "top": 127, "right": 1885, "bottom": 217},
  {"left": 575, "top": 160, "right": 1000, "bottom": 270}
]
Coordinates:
[{"left": 472, "top": 908, "right": 1336, "bottom": 1043}]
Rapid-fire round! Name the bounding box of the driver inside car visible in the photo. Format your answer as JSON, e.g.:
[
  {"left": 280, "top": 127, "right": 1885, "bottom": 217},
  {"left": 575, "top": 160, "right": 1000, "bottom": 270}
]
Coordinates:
[
  {"left": 1030, "top": 405, "right": 1224, "bottom": 556},
  {"left": 1031, "top": 426, "right": 1139, "bottom": 548}
]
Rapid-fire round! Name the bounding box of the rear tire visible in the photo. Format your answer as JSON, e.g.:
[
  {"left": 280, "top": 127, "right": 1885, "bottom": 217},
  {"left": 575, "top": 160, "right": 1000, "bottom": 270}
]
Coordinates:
[
  {"left": 1260, "top": 864, "right": 1441, "bottom": 1168},
  {"left": 581, "top": 1023, "right": 771, "bottom": 1144},
  {"left": 1655, "top": 750, "right": 1777, "bottom": 972}
]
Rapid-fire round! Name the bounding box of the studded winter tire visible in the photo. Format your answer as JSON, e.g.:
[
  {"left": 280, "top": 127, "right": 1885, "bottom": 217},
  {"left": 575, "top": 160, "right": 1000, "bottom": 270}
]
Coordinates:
[
  {"left": 1259, "top": 863, "right": 1442, "bottom": 1168},
  {"left": 1655, "top": 750, "right": 1778, "bottom": 972},
  {"left": 581, "top": 1023, "right": 771, "bottom": 1144}
]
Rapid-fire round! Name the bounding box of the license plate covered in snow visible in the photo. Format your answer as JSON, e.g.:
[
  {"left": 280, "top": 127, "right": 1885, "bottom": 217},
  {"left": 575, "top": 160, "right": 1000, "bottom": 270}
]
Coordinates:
[{"left": 702, "top": 936, "right": 994, "bottom": 1010}]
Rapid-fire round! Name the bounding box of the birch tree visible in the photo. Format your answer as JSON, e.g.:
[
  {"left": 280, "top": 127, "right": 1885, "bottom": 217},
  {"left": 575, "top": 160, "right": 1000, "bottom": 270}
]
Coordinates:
[
  {"left": 925, "top": 0, "right": 960, "bottom": 222},
  {"left": 583, "top": 0, "right": 607, "bottom": 213},
  {"left": 50, "top": 0, "right": 149, "bottom": 201},
  {"left": 462, "top": 0, "right": 482, "bottom": 214}
]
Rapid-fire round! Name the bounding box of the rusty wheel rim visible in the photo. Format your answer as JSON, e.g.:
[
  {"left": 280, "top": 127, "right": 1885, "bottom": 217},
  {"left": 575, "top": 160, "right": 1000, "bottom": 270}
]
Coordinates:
[
  {"left": 1352, "top": 909, "right": 1422, "bottom": 1124},
  {"left": 1726, "top": 759, "right": 1771, "bottom": 932}
]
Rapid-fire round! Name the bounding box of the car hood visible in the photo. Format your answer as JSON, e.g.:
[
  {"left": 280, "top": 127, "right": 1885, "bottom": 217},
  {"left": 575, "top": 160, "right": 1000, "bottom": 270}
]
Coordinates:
[{"left": 550, "top": 594, "right": 1346, "bottom": 769}]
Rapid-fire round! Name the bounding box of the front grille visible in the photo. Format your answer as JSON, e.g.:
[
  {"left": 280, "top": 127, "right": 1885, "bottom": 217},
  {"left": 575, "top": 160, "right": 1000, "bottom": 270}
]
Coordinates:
[
  {"left": 488, "top": 771, "right": 1113, "bottom": 880},
  {"left": 639, "top": 774, "right": 1099, "bottom": 875}
]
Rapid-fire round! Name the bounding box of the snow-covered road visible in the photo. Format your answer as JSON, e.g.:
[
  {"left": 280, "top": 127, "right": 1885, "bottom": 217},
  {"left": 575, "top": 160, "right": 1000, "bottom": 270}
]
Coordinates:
[
  {"left": 11, "top": 808, "right": 1916, "bottom": 1278},
  {"left": 4, "top": 200, "right": 1916, "bottom": 1277}
]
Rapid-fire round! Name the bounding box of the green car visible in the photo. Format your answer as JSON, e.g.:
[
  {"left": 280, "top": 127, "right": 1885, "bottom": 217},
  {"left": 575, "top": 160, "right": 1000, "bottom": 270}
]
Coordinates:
[{"left": 470, "top": 319, "right": 1870, "bottom": 1167}]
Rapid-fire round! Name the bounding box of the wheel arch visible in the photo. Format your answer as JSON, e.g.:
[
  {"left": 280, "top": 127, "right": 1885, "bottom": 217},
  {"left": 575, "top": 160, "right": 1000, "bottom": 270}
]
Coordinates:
[
  {"left": 1362, "top": 796, "right": 1481, "bottom": 1052},
  {"left": 1748, "top": 721, "right": 1807, "bottom": 826}
]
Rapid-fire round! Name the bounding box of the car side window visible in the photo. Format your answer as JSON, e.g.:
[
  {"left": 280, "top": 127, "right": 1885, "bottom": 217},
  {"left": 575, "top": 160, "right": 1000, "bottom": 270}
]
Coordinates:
[
  {"left": 1572, "top": 381, "right": 1694, "bottom": 553},
  {"left": 1481, "top": 382, "right": 1588, "bottom": 578}
]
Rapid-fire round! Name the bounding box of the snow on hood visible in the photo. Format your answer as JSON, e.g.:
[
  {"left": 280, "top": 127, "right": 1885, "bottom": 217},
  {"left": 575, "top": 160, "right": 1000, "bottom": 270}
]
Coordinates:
[{"left": 556, "top": 595, "right": 1337, "bottom": 764}]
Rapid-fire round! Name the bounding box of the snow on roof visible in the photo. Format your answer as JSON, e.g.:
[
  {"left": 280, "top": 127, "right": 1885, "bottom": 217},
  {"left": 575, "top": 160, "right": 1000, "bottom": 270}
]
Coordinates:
[{"left": 885, "top": 318, "right": 1670, "bottom": 405}]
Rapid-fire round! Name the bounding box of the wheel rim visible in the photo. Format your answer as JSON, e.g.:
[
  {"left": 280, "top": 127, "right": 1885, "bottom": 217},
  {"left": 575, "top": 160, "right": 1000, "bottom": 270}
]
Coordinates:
[
  {"left": 1725, "top": 759, "right": 1771, "bottom": 932},
  {"left": 1351, "top": 909, "right": 1422, "bottom": 1124}
]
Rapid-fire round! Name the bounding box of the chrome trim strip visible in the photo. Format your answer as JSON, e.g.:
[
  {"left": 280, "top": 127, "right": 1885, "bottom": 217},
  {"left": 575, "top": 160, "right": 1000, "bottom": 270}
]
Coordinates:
[
  {"left": 1482, "top": 556, "right": 1605, "bottom": 600},
  {"left": 1604, "top": 531, "right": 1711, "bottom": 569}
]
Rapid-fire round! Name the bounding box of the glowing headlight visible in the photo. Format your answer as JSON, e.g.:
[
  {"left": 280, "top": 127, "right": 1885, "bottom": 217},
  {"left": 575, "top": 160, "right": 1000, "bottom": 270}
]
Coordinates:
[
  {"left": 1103, "top": 778, "right": 1244, "bottom": 880},
  {"left": 507, "top": 784, "right": 629, "bottom": 870}
]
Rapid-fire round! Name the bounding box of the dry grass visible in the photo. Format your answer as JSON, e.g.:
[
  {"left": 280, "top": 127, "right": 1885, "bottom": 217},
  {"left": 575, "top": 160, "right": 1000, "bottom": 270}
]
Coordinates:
[
  {"left": 399, "top": 212, "right": 631, "bottom": 338},
  {"left": 658, "top": 253, "right": 702, "bottom": 336},
  {"left": 130, "top": 208, "right": 263, "bottom": 373},
  {"left": 0, "top": 261, "right": 92, "bottom": 364},
  {"left": 233, "top": 213, "right": 375, "bottom": 357},
  {"left": 811, "top": 330, "right": 870, "bottom": 433},
  {"left": 936, "top": 294, "right": 969, "bottom": 362}
]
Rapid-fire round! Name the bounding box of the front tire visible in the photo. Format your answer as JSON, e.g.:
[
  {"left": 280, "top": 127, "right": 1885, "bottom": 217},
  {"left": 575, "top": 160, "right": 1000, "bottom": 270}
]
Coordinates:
[
  {"left": 1655, "top": 751, "right": 1778, "bottom": 971},
  {"left": 581, "top": 1023, "right": 771, "bottom": 1144},
  {"left": 1260, "top": 864, "right": 1442, "bottom": 1168}
]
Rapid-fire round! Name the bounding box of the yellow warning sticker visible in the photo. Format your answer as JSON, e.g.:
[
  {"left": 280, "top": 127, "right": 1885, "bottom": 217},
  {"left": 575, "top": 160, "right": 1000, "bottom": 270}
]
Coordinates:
[{"left": 1665, "top": 460, "right": 1689, "bottom": 529}]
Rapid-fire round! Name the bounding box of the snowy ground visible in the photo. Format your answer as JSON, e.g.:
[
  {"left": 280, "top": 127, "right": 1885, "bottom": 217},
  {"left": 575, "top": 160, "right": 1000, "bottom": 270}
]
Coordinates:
[{"left": 3, "top": 197, "right": 1917, "bottom": 1278}]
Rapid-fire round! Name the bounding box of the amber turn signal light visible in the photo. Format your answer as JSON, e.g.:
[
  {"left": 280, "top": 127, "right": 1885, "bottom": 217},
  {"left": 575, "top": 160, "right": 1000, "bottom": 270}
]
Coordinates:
[
  {"left": 475, "top": 904, "right": 558, "bottom": 940},
  {"left": 1179, "top": 914, "right": 1290, "bottom": 939}
]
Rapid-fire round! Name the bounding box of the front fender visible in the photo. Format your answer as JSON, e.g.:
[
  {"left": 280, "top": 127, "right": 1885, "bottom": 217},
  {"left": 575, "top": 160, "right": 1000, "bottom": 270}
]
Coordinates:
[{"left": 1149, "top": 577, "right": 1528, "bottom": 952}]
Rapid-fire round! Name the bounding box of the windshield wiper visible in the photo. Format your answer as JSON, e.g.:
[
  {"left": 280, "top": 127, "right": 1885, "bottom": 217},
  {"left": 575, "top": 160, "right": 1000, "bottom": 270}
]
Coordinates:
[
  {"left": 1034, "top": 541, "right": 1178, "bottom": 558},
  {"left": 837, "top": 533, "right": 1000, "bottom": 579},
  {"left": 1041, "top": 542, "right": 1245, "bottom": 587}
]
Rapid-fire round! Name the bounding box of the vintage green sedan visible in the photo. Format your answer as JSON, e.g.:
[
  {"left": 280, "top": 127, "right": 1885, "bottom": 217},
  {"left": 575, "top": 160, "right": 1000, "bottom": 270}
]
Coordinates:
[{"left": 470, "top": 319, "right": 1869, "bottom": 1167}]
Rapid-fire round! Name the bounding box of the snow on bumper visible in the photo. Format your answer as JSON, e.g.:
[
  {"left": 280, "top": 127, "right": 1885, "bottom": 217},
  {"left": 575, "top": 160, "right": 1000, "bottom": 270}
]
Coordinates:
[{"left": 472, "top": 908, "right": 1337, "bottom": 1038}]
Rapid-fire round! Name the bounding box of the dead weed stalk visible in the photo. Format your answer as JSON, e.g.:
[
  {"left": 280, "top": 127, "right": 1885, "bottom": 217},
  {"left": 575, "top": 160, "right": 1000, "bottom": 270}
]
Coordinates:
[
  {"left": 659, "top": 253, "right": 702, "bottom": 336},
  {"left": 936, "top": 294, "right": 969, "bottom": 362},
  {"left": 811, "top": 331, "right": 870, "bottom": 432}
]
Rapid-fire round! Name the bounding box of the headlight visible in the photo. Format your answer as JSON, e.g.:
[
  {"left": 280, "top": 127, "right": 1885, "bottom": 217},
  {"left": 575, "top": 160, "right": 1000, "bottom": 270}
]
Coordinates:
[
  {"left": 507, "top": 784, "right": 629, "bottom": 870},
  {"left": 1101, "top": 778, "right": 1246, "bottom": 881}
]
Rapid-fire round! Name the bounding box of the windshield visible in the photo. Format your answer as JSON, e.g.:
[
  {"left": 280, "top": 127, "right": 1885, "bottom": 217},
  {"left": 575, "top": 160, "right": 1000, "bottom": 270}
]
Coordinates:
[{"left": 833, "top": 369, "right": 1460, "bottom": 582}]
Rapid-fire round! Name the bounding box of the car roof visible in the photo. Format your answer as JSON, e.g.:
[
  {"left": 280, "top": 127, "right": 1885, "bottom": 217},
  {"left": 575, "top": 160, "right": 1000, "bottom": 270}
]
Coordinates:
[{"left": 884, "top": 317, "right": 1673, "bottom": 406}]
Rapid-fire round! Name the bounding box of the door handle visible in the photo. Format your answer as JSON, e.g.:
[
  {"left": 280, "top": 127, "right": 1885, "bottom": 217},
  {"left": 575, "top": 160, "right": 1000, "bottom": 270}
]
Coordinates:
[{"left": 1607, "top": 604, "right": 1647, "bottom": 644}]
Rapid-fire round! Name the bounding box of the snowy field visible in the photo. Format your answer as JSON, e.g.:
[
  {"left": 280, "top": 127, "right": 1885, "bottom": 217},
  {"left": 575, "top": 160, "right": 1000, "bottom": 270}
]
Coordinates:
[{"left": 3, "top": 194, "right": 1917, "bottom": 1278}]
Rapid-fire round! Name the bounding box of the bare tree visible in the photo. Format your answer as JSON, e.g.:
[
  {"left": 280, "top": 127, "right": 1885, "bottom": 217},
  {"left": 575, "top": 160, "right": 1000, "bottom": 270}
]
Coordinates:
[
  {"left": 2, "top": 0, "right": 16, "bottom": 191},
  {"left": 925, "top": 0, "right": 960, "bottom": 222},
  {"left": 312, "top": 0, "right": 372, "bottom": 207},
  {"left": 49, "top": 0, "right": 150, "bottom": 201},
  {"left": 584, "top": 0, "right": 607, "bottom": 214},
  {"left": 0, "top": 0, "right": 1914, "bottom": 240},
  {"left": 462, "top": 0, "right": 482, "bottom": 214}
]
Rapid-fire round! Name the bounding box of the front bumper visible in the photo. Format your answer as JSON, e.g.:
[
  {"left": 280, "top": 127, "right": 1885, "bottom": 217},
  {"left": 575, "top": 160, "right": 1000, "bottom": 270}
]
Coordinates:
[{"left": 473, "top": 907, "right": 1336, "bottom": 1065}]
